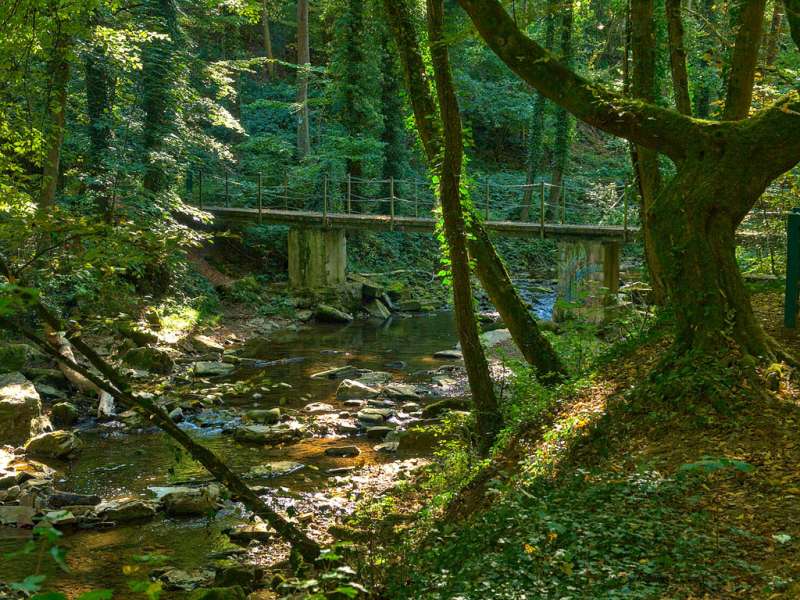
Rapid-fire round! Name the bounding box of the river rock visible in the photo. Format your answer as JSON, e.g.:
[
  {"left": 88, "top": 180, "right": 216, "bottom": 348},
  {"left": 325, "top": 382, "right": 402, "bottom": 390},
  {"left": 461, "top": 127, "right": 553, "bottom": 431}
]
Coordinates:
[
  {"left": 245, "top": 408, "right": 281, "bottom": 424},
  {"left": 433, "top": 349, "right": 463, "bottom": 359},
  {"left": 480, "top": 328, "right": 513, "bottom": 348},
  {"left": 47, "top": 491, "right": 101, "bottom": 508},
  {"left": 374, "top": 441, "right": 399, "bottom": 453},
  {"left": 0, "top": 506, "right": 36, "bottom": 527},
  {"left": 324, "top": 445, "right": 360, "bottom": 457},
  {"left": 397, "top": 427, "right": 441, "bottom": 451},
  {"left": 303, "top": 402, "right": 334, "bottom": 415},
  {"left": 383, "top": 382, "right": 420, "bottom": 400},
  {"left": 168, "top": 407, "right": 185, "bottom": 422},
  {"left": 364, "top": 299, "right": 391, "bottom": 320},
  {"left": 224, "top": 521, "right": 273, "bottom": 544},
  {"left": 116, "top": 321, "right": 159, "bottom": 346},
  {"left": 50, "top": 402, "right": 79, "bottom": 427},
  {"left": 94, "top": 497, "right": 158, "bottom": 522},
  {"left": 355, "top": 371, "right": 392, "bottom": 387},
  {"left": 245, "top": 461, "right": 304, "bottom": 479},
  {"left": 336, "top": 379, "right": 380, "bottom": 400},
  {"left": 122, "top": 347, "right": 174, "bottom": 375},
  {"left": 192, "top": 362, "right": 236, "bottom": 377},
  {"left": 0, "top": 372, "right": 42, "bottom": 446},
  {"left": 214, "top": 562, "right": 262, "bottom": 589},
  {"left": 157, "top": 485, "right": 220, "bottom": 516},
  {"left": 421, "top": 398, "right": 471, "bottom": 418},
  {"left": 190, "top": 587, "right": 247, "bottom": 600},
  {"left": 396, "top": 300, "right": 423, "bottom": 312},
  {"left": 233, "top": 423, "right": 306, "bottom": 445},
  {"left": 190, "top": 335, "right": 225, "bottom": 354},
  {"left": 366, "top": 426, "right": 394, "bottom": 440},
  {"left": 310, "top": 365, "right": 360, "bottom": 380},
  {"left": 24, "top": 430, "right": 82, "bottom": 459},
  {"left": 159, "top": 568, "right": 215, "bottom": 591},
  {"left": 315, "top": 304, "right": 353, "bottom": 324},
  {"left": 356, "top": 409, "right": 387, "bottom": 426}
]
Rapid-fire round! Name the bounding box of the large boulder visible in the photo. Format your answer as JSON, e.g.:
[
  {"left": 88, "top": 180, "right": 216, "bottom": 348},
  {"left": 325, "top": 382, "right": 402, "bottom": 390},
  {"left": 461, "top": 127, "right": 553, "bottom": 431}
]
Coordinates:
[
  {"left": 122, "top": 347, "right": 174, "bottom": 375},
  {"left": 0, "top": 373, "right": 42, "bottom": 446},
  {"left": 421, "top": 397, "right": 471, "bottom": 418},
  {"left": 355, "top": 371, "right": 392, "bottom": 387},
  {"left": 0, "top": 344, "right": 37, "bottom": 374},
  {"left": 233, "top": 423, "right": 306, "bottom": 445},
  {"left": 188, "top": 335, "right": 225, "bottom": 354},
  {"left": 336, "top": 379, "right": 380, "bottom": 400},
  {"left": 24, "top": 430, "right": 82, "bottom": 459},
  {"left": 245, "top": 408, "right": 281, "bottom": 424},
  {"left": 94, "top": 497, "right": 158, "bottom": 523}
]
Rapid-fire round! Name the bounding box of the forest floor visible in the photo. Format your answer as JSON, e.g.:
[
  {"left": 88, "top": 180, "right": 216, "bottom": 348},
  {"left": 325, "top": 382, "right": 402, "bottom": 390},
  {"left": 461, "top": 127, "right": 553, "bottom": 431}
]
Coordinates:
[{"left": 346, "top": 288, "right": 800, "bottom": 599}]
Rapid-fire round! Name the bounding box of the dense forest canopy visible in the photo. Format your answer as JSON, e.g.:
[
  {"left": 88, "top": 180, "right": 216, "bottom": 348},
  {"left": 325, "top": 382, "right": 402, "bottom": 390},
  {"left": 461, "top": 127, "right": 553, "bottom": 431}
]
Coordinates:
[{"left": 1, "top": 0, "right": 800, "bottom": 598}]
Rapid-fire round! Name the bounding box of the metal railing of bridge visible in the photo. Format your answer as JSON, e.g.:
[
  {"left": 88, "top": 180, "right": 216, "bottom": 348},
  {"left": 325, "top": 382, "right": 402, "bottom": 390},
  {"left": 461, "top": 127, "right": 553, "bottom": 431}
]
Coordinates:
[
  {"left": 184, "top": 169, "right": 790, "bottom": 270},
  {"left": 187, "top": 170, "right": 642, "bottom": 236}
]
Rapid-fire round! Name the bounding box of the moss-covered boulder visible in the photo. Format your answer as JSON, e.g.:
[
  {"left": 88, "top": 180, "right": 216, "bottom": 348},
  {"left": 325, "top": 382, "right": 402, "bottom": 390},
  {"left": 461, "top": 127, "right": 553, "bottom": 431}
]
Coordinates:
[
  {"left": 122, "top": 347, "right": 174, "bottom": 374},
  {"left": 50, "top": 402, "right": 80, "bottom": 427},
  {"left": 25, "top": 430, "right": 82, "bottom": 459},
  {"left": 0, "top": 372, "right": 43, "bottom": 446}
]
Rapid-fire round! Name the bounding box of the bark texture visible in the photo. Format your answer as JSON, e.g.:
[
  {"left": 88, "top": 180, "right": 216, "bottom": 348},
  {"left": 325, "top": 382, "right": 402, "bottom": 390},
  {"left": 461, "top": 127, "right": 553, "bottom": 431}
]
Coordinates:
[
  {"left": 383, "top": 0, "right": 566, "bottom": 380},
  {"left": 296, "top": 0, "right": 311, "bottom": 158},
  {"left": 427, "top": 0, "right": 502, "bottom": 452}
]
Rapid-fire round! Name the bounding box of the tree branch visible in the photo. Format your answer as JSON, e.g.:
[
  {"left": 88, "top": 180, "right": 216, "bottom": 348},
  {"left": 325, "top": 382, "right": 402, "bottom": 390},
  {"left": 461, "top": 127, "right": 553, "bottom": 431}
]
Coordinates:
[
  {"left": 456, "top": 0, "right": 699, "bottom": 160},
  {"left": 665, "top": 0, "right": 692, "bottom": 115}
]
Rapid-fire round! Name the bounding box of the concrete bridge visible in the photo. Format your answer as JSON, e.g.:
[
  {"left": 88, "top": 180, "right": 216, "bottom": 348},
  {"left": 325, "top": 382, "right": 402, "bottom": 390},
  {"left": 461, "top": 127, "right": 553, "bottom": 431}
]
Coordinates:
[{"left": 190, "top": 171, "right": 782, "bottom": 316}]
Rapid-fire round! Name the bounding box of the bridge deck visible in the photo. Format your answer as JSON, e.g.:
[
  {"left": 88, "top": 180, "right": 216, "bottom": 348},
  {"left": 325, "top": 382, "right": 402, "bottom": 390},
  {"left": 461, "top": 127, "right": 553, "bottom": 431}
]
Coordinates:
[{"left": 204, "top": 206, "right": 639, "bottom": 242}]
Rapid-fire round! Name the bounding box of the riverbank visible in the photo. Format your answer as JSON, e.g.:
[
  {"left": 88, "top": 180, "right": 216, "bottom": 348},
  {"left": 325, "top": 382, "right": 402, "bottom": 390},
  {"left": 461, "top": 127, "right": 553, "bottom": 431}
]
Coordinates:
[{"left": 335, "top": 288, "right": 800, "bottom": 599}]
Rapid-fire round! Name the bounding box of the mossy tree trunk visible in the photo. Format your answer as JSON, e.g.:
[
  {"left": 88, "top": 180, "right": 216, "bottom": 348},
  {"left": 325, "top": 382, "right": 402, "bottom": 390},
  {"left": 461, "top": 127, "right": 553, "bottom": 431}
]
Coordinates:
[
  {"left": 427, "top": 0, "right": 502, "bottom": 452},
  {"left": 296, "top": 0, "right": 311, "bottom": 159},
  {"left": 383, "top": 0, "right": 567, "bottom": 381},
  {"left": 457, "top": 0, "right": 800, "bottom": 361}
]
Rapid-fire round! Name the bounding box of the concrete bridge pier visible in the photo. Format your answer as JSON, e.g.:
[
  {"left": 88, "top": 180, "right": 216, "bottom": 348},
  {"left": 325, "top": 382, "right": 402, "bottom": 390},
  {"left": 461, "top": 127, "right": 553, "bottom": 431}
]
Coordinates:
[
  {"left": 554, "top": 240, "right": 620, "bottom": 322},
  {"left": 288, "top": 228, "right": 347, "bottom": 291}
]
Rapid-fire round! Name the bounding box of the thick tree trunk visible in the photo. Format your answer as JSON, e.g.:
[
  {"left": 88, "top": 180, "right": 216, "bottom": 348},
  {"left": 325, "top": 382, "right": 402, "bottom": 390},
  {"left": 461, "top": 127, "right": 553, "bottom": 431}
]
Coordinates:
[
  {"left": 296, "top": 0, "right": 311, "bottom": 159},
  {"left": 765, "top": 4, "right": 784, "bottom": 67},
  {"left": 428, "top": 0, "right": 501, "bottom": 454},
  {"left": 665, "top": 0, "right": 692, "bottom": 115},
  {"left": 649, "top": 166, "right": 773, "bottom": 356}
]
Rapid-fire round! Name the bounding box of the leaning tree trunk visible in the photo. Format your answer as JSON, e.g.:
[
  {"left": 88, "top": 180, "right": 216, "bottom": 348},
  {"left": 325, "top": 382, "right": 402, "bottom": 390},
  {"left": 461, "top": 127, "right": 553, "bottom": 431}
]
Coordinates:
[{"left": 428, "top": 0, "right": 502, "bottom": 453}]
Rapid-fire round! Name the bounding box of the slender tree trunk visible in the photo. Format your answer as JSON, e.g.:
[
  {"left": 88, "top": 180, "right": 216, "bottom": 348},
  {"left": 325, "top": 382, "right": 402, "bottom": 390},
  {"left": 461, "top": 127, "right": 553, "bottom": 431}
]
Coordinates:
[
  {"left": 548, "top": 0, "right": 574, "bottom": 216},
  {"left": 296, "top": 0, "right": 311, "bottom": 159},
  {"left": 263, "top": 0, "right": 275, "bottom": 78},
  {"left": 765, "top": 3, "right": 784, "bottom": 66},
  {"left": 85, "top": 13, "right": 115, "bottom": 221},
  {"left": 694, "top": 0, "right": 717, "bottom": 118},
  {"left": 427, "top": 0, "right": 501, "bottom": 453},
  {"left": 629, "top": 0, "right": 667, "bottom": 303},
  {"left": 39, "top": 26, "right": 70, "bottom": 210},
  {"left": 521, "top": 0, "right": 556, "bottom": 221},
  {"left": 383, "top": 0, "right": 567, "bottom": 381}
]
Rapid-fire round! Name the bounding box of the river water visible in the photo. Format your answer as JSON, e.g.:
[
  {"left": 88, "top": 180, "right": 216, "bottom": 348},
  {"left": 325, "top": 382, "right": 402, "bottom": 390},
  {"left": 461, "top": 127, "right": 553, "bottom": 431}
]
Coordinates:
[
  {"left": 0, "top": 313, "right": 472, "bottom": 597},
  {"left": 0, "top": 283, "right": 557, "bottom": 598}
]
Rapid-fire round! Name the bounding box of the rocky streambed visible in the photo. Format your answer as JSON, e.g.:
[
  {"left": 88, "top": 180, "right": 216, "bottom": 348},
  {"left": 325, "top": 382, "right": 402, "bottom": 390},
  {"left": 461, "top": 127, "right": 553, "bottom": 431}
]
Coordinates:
[{"left": 0, "top": 307, "right": 533, "bottom": 598}]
